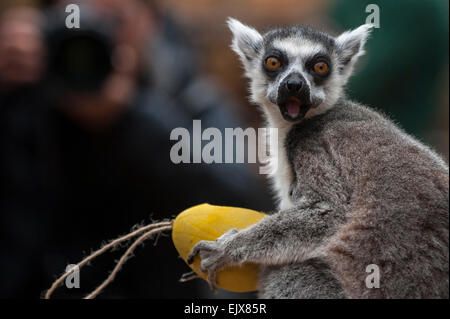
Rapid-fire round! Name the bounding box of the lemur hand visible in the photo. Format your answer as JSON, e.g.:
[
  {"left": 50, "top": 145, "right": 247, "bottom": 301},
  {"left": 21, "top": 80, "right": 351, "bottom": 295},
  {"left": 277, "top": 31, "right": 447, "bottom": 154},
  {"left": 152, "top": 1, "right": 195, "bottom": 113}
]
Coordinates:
[{"left": 187, "top": 228, "right": 240, "bottom": 291}]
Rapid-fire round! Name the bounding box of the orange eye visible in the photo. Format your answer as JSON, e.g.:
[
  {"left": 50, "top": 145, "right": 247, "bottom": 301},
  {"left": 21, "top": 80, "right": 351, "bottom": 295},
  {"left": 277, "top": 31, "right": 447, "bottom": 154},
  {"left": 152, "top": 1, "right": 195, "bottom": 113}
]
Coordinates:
[
  {"left": 265, "top": 57, "right": 281, "bottom": 70},
  {"left": 313, "top": 61, "right": 329, "bottom": 75}
]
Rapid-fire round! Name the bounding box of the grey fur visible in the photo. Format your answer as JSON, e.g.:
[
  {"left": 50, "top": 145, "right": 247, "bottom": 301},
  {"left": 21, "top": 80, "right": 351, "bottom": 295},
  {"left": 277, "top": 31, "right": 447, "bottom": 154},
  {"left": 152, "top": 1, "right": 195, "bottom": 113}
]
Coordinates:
[{"left": 188, "top": 19, "right": 449, "bottom": 299}]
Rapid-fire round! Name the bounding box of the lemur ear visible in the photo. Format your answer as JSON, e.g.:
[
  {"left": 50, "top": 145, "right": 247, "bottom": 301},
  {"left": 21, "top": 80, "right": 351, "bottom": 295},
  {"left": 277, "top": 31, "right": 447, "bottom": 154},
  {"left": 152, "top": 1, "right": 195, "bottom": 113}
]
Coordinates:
[
  {"left": 335, "top": 24, "right": 373, "bottom": 66},
  {"left": 227, "top": 18, "right": 263, "bottom": 66}
]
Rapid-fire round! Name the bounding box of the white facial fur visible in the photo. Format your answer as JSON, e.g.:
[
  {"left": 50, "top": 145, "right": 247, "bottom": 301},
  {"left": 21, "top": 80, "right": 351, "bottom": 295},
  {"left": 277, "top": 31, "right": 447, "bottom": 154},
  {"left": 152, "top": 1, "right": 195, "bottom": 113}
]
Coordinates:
[
  {"left": 227, "top": 18, "right": 372, "bottom": 116},
  {"left": 227, "top": 18, "right": 372, "bottom": 209},
  {"left": 267, "top": 37, "right": 338, "bottom": 119}
]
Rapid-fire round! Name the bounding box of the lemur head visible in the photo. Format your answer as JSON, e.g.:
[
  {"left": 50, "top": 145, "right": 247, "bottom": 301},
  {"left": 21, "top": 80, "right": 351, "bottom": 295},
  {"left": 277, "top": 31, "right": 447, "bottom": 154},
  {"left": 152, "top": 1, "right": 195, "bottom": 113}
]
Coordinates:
[{"left": 228, "top": 18, "right": 373, "bottom": 123}]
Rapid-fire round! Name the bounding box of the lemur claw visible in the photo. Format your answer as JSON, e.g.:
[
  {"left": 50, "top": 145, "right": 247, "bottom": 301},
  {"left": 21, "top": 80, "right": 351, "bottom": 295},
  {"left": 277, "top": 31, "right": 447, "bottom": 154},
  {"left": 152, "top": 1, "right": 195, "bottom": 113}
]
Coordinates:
[
  {"left": 187, "top": 240, "right": 215, "bottom": 264},
  {"left": 207, "top": 270, "right": 218, "bottom": 292},
  {"left": 179, "top": 271, "right": 198, "bottom": 282},
  {"left": 186, "top": 228, "right": 240, "bottom": 290}
]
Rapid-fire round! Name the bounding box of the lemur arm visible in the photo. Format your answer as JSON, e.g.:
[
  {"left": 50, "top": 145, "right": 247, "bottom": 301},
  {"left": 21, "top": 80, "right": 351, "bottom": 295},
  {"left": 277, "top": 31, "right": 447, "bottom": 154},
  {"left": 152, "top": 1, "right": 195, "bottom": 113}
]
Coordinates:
[{"left": 187, "top": 200, "right": 345, "bottom": 289}]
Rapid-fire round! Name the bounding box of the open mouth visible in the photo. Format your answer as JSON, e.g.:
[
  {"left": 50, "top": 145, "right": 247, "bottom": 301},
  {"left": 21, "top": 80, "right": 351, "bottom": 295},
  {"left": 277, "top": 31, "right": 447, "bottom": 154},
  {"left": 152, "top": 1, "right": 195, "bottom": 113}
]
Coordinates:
[
  {"left": 279, "top": 96, "right": 309, "bottom": 121},
  {"left": 285, "top": 97, "right": 302, "bottom": 118}
]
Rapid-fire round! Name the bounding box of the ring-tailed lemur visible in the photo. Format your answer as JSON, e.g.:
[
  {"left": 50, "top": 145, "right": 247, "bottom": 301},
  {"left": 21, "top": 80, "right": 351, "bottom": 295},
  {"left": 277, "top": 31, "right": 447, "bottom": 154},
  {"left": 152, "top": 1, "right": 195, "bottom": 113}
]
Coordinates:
[{"left": 187, "top": 19, "right": 449, "bottom": 298}]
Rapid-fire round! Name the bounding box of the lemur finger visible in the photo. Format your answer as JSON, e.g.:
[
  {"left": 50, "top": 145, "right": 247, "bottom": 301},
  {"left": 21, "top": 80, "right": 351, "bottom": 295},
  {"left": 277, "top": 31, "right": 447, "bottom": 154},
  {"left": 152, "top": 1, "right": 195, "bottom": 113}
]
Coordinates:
[
  {"left": 179, "top": 271, "right": 199, "bottom": 282},
  {"left": 199, "top": 253, "right": 225, "bottom": 274},
  {"left": 206, "top": 269, "right": 218, "bottom": 293},
  {"left": 187, "top": 240, "right": 215, "bottom": 264}
]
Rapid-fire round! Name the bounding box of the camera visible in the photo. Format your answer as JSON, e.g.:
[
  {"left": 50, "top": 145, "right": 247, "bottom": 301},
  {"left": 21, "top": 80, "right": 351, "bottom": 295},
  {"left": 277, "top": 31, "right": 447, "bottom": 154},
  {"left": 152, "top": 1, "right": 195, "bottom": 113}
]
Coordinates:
[{"left": 44, "top": 4, "right": 116, "bottom": 94}]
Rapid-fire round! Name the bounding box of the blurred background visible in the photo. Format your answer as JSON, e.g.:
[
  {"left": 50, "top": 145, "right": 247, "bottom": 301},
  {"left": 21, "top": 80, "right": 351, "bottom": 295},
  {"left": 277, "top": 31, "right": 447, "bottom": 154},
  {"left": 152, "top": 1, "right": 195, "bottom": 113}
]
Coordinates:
[{"left": 0, "top": 0, "right": 448, "bottom": 298}]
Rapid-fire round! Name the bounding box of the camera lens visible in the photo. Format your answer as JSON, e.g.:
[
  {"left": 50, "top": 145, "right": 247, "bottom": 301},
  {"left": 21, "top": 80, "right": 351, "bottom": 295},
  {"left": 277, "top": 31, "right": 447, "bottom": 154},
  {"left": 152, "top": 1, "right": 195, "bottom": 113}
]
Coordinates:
[
  {"left": 52, "top": 32, "right": 112, "bottom": 92},
  {"left": 44, "top": 5, "right": 115, "bottom": 94}
]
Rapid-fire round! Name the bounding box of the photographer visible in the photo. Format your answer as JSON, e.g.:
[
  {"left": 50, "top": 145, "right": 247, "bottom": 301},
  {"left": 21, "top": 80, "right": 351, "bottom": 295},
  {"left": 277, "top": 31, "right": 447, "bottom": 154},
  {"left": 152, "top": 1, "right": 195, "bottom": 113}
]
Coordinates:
[{"left": 0, "top": 0, "right": 272, "bottom": 298}]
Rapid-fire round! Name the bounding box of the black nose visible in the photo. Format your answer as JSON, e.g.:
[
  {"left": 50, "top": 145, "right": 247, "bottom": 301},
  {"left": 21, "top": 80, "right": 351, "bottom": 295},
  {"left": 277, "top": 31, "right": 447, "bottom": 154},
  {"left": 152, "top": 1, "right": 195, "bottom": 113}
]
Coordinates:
[{"left": 286, "top": 77, "right": 303, "bottom": 93}]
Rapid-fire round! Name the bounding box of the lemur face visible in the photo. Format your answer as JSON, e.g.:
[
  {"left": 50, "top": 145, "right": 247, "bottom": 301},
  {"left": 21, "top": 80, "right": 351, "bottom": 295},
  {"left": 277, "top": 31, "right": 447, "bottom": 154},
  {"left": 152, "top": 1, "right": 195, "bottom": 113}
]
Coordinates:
[
  {"left": 228, "top": 19, "right": 372, "bottom": 122},
  {"left": 261, "top": 28, "right": 337, "bottom": 122}
]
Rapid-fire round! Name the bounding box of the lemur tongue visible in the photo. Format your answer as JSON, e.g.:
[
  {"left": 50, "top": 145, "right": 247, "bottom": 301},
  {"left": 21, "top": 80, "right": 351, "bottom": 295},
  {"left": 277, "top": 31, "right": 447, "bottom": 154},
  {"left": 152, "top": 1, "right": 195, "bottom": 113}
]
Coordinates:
[{"left": 286, "top": 97, "right": 301, "bottom": 118}]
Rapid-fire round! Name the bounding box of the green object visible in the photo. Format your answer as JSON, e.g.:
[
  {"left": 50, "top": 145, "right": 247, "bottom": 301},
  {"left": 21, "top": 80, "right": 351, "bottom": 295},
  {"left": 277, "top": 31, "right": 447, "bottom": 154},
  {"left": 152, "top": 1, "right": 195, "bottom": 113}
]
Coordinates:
[{"left": 330, "top": 0, "right": 449, "bottom": 138}]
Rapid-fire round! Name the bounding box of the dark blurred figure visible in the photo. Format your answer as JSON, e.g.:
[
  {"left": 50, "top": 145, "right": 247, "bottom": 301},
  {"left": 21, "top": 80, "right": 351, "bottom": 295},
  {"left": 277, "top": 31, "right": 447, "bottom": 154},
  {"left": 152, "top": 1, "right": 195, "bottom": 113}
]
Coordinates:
[
  {"left": 330, "top": 0, "right": 449, "bottom": 157},
  {"left": 0, "top": 6, "right": 49, "bottom": 299},
  {"left": 0, "top": 0, "right": 272, "bottom": 298}
]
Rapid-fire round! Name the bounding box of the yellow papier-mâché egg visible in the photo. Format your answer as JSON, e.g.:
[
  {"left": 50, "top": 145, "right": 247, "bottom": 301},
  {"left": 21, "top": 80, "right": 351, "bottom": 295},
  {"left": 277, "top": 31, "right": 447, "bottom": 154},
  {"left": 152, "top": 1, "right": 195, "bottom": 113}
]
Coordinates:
[{"left": 172, "top": 203, "right": 267, "bottom": 292}]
